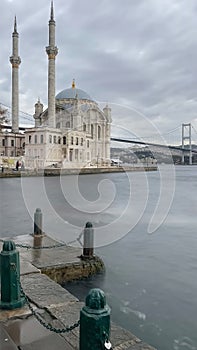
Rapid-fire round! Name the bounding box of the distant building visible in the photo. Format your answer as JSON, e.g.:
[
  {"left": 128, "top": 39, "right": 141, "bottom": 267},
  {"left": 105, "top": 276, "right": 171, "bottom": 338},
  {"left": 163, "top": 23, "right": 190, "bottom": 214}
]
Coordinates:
[{"left": 0, "top": 129, "right": 24, "bottom": 158}]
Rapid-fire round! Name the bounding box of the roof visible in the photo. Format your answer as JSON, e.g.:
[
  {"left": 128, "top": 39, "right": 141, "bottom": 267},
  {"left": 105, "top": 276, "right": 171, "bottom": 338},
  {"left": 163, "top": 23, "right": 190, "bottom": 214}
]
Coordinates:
[{"left": 56, "top": 87, "right": 93, "bottom": 101}]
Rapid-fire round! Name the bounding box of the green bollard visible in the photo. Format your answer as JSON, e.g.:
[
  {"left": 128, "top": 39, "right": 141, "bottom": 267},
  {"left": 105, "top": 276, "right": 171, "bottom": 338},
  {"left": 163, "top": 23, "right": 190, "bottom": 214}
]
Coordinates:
[
  {"left": 80, "top": 288, "right": 111, "bottom": 350},
  {"left": 0, "top": 240, "right": 25, "bottom": 310}
]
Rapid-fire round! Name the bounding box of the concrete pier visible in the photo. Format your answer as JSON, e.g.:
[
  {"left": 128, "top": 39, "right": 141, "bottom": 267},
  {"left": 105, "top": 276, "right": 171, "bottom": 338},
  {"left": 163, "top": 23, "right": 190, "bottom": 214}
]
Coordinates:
[{"left": 0, "top": 234, "right": 156, "bottom": 350}]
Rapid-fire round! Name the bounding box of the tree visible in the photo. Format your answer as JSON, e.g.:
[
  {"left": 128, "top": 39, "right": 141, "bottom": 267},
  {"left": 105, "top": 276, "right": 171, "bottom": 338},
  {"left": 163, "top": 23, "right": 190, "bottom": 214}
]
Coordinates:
[{"left": 0, "top": 106, "right": 9, "bottom": 129}]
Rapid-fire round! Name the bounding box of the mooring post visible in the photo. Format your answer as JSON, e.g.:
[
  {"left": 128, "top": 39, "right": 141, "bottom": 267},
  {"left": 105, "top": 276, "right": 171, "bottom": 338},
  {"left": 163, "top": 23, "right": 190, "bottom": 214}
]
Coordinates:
[
  {"left": 80, "top": 288, "right": 111, "bottom": 350},
  {"left": 0, "top": 240, "right": 25, "bottom": 310},
  {"left": 83, "top": 222, "right": 94, "bottom": 258},
  {"left": 34, "top": 208, "right": 43, "bottom": 235},
  {"left": 33, "top": 234, "right": 42, "bottom": 251}
]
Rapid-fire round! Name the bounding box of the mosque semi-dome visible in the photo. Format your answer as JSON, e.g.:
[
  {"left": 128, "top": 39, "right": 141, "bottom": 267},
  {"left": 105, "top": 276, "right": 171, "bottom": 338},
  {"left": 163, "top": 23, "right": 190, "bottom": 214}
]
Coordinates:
[{"left": 56, "top": 81, "right": 93, "bottom": 102}]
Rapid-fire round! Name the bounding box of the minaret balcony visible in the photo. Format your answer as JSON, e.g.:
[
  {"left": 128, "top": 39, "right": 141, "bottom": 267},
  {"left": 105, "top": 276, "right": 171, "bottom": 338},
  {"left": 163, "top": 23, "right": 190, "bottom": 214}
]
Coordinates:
[
  {"left": 10, "top": 56, "right": 21, "bottom": 66},
  {"left": 46, "top": 46, "right": 58, "bottom": 59}
]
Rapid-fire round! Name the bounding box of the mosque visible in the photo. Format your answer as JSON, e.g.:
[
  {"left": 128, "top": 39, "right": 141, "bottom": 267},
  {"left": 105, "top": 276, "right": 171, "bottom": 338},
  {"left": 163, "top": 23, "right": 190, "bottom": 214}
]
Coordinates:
[{"left": 1, "top": 2, "right": 112, "bottom": 169}]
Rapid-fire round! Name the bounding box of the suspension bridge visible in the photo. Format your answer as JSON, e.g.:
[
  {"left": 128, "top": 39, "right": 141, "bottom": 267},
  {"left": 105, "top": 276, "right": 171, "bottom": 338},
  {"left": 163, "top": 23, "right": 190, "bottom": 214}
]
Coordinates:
[{"left": 111, "top": 123, "right": 197, "bottom": 164}]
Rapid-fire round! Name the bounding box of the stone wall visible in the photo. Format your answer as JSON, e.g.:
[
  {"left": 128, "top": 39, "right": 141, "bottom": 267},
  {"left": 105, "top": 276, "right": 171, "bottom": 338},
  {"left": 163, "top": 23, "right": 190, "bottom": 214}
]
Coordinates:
[{"left": 41, "top": 256, "right": 105, "bottom": 284}]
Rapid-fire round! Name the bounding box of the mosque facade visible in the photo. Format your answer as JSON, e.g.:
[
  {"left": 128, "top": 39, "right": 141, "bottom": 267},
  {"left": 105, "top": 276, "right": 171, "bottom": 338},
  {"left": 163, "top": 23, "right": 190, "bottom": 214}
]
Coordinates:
[
  {"left": 23, "top": 3, "right": 112, "bottom": 169},
  {"left": 0, "top": 2, "right": 112, "bottom": 170},
  {"left": 25, "top": 81, "right": 112, "bottom": 169}
]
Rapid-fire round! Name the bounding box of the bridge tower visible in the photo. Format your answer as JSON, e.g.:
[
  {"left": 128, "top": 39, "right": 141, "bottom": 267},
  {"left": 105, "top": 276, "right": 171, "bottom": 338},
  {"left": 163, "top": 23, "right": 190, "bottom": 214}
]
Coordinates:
[{"left": 182, "top": 123, "right": 192, "bottom": 165}]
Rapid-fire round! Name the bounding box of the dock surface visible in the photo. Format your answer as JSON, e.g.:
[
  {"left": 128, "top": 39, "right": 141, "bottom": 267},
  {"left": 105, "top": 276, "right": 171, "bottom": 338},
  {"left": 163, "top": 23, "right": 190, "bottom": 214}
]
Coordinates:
[{"left": 0, "top": 234, "right": 156, "bottom": 349}]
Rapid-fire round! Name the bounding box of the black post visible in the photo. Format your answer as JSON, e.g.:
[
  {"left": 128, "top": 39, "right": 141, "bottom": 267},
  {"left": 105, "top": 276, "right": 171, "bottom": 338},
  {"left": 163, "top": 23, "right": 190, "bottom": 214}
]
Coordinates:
[
  {"left": 83, "top": 222, "right": 94, "bottom": 258},
  {"left": 34, "top": 208, "right": 43, "bottom": 235}
]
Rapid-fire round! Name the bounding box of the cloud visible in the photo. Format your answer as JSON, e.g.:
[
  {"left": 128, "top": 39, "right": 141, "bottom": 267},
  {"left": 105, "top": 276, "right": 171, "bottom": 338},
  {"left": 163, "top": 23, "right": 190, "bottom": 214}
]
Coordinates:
[{"left": 1, "top": 0, "right": 197, "bottom": 143}]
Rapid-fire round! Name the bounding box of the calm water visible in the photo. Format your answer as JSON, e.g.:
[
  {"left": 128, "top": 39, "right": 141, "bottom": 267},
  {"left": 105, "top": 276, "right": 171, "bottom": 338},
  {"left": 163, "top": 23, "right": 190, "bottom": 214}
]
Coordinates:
[{"left": 0, "top": 166, "right": 197, "bottom": 350}]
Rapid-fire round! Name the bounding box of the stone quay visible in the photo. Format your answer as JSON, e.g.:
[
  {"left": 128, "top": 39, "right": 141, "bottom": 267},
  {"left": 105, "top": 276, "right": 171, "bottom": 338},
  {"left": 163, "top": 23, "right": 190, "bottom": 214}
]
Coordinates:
[{"left": 0, "top": 233, "right": 157, "bottom": 350}]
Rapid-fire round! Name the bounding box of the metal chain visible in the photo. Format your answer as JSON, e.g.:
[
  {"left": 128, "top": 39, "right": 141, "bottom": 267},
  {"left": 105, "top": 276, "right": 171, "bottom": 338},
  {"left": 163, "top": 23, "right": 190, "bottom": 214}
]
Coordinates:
[
  {"left": 13, "top": 265, "right": 80, "bottom": 333},
  {"left": 0, "top": 235, "right": 83, "bottom": 250},
  {"left": 67, "top": 230, "right": 83, "bottom": 247},
  {"left": 0, "top": 239, "right": 67, "bottom": 250},
  {"left": 16, "top": 242, "right": 68, "bottom": 250}
]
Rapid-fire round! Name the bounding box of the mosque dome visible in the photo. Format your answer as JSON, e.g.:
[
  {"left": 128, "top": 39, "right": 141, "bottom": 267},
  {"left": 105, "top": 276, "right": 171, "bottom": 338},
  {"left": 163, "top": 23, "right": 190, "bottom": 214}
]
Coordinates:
[{"left": 56, "top": 80, "right": 93, "bottom": 102}]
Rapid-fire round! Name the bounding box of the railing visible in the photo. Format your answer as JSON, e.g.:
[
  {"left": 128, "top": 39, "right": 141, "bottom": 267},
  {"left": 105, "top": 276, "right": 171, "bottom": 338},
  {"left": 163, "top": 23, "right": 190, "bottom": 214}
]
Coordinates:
[{"left": 0, "top": 238, "right": 111, "bottom": 350}]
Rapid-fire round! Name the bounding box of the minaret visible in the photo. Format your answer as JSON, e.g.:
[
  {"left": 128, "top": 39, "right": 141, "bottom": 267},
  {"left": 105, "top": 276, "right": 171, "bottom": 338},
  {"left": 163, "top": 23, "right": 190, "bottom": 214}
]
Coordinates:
[
  {"left": 10, "top": 16, "right": 21, "bottom": 133},
  {"left": 103, "top": 104, "right": 112, "bottom": 122},
  {"left": 46, "top": 1, "right": 58, "bottom": 128},
  {"left": 33, "top": 98, "right": 44, "bottom": 127}
]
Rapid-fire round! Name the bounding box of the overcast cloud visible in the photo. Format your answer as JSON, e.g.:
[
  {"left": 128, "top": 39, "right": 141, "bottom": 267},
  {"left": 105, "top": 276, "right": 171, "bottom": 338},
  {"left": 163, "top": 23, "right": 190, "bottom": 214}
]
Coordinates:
[{"left": 1, "top": 0, "right": 197, "bottom": 143}]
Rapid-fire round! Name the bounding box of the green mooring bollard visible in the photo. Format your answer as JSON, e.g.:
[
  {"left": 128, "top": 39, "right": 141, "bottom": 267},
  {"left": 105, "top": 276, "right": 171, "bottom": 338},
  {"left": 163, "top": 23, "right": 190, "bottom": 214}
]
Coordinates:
[
  {"left": 0, "top": 240, "right": 25, "bottom": 310},
  {"left": 80, "top": 288, "right": 111, "bottom": 350}
]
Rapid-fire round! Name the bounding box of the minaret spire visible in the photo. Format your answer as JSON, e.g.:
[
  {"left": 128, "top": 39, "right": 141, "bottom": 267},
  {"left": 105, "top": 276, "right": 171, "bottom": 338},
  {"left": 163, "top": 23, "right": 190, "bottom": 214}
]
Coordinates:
[
  {"left": 46, "top": 1, "right": 58, "bottom": 128},
  {"left": 14, "top": 16, "right": 17, "bottom": 33},
  {"left": 10, "top": 16, "right": 21, "bottom": 133},
  {"left": 72, "top": 79, "right": 76, "bottom": 89},
  {"left": 50, "top": 1, "right": 54, "bottom": 20}
]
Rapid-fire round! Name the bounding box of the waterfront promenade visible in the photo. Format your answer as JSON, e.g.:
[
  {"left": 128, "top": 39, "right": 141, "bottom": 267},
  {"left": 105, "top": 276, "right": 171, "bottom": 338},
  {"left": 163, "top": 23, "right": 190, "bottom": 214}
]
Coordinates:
[
  {"left": 0, "top": 165, "right": 157, "bottom": 178},
  {"left": 0, "top": 234, "right": 156, "bottom": 349}
]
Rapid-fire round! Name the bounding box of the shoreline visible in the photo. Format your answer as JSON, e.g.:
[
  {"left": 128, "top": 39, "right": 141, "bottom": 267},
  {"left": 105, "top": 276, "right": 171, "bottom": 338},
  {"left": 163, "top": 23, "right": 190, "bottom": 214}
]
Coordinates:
[{"left": 0, "top": 165, "right": 157, "bottom": 178}]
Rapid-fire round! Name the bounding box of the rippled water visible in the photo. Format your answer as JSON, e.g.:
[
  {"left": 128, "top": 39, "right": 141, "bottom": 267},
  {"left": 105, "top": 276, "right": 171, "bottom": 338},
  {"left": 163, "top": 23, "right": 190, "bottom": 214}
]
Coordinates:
[{"left": 0, "top": 166, "right": 197, "bottom": 350}]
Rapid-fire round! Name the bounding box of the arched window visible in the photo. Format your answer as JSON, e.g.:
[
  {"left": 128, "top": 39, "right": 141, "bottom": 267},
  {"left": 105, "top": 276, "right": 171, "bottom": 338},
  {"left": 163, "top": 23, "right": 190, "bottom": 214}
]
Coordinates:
[
  {"left": 71, "top": 136, "right": 73, "bottom": 145},
  {"left": 34, "top": 135, "right": 37, "bottom": 144},
  {"left": 49, "top": 135, "right": 52, "bottom": 143},
  {"left": 75, "top": 149, "right": 78, "bottom": 161},
  {"left": 58, "top": 136, "right": 61, "bottom": 144},
  {"left": 63, "top": 136, "right": 66, "bottom": 145},
  {"left": 83, "top": 123, "right": 86, "bottom": 132},
  {"left": 91, "top": 124, "right": 94, "bottom": 139},
  {"left": 76, "top": 137, "right": 79, "bottom": 145},
  {"left": 40, "top": 135, "right": 43, "bottom": 144},
  {"left": 69, "top": 149, "right": 73, "bottom": 161},
  {"left": 98, "top": 126, "right": 101, "bottom": 140}
]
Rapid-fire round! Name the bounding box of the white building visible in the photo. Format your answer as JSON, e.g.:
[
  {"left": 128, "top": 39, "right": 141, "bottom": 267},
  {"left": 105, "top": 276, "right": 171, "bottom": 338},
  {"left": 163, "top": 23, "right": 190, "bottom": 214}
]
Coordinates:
[
  {"left": 24, "top": 3, "right": 112, "bottom": 169},
  {"left": 25, "top": 82, "right": 112, "bottom": 169}
]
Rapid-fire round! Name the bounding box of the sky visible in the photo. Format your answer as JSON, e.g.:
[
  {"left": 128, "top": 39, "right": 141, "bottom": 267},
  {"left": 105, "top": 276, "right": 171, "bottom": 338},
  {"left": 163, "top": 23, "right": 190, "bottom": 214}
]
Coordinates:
[{"left": 1, "top": 0, "right": 197, "bottom": 143}]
